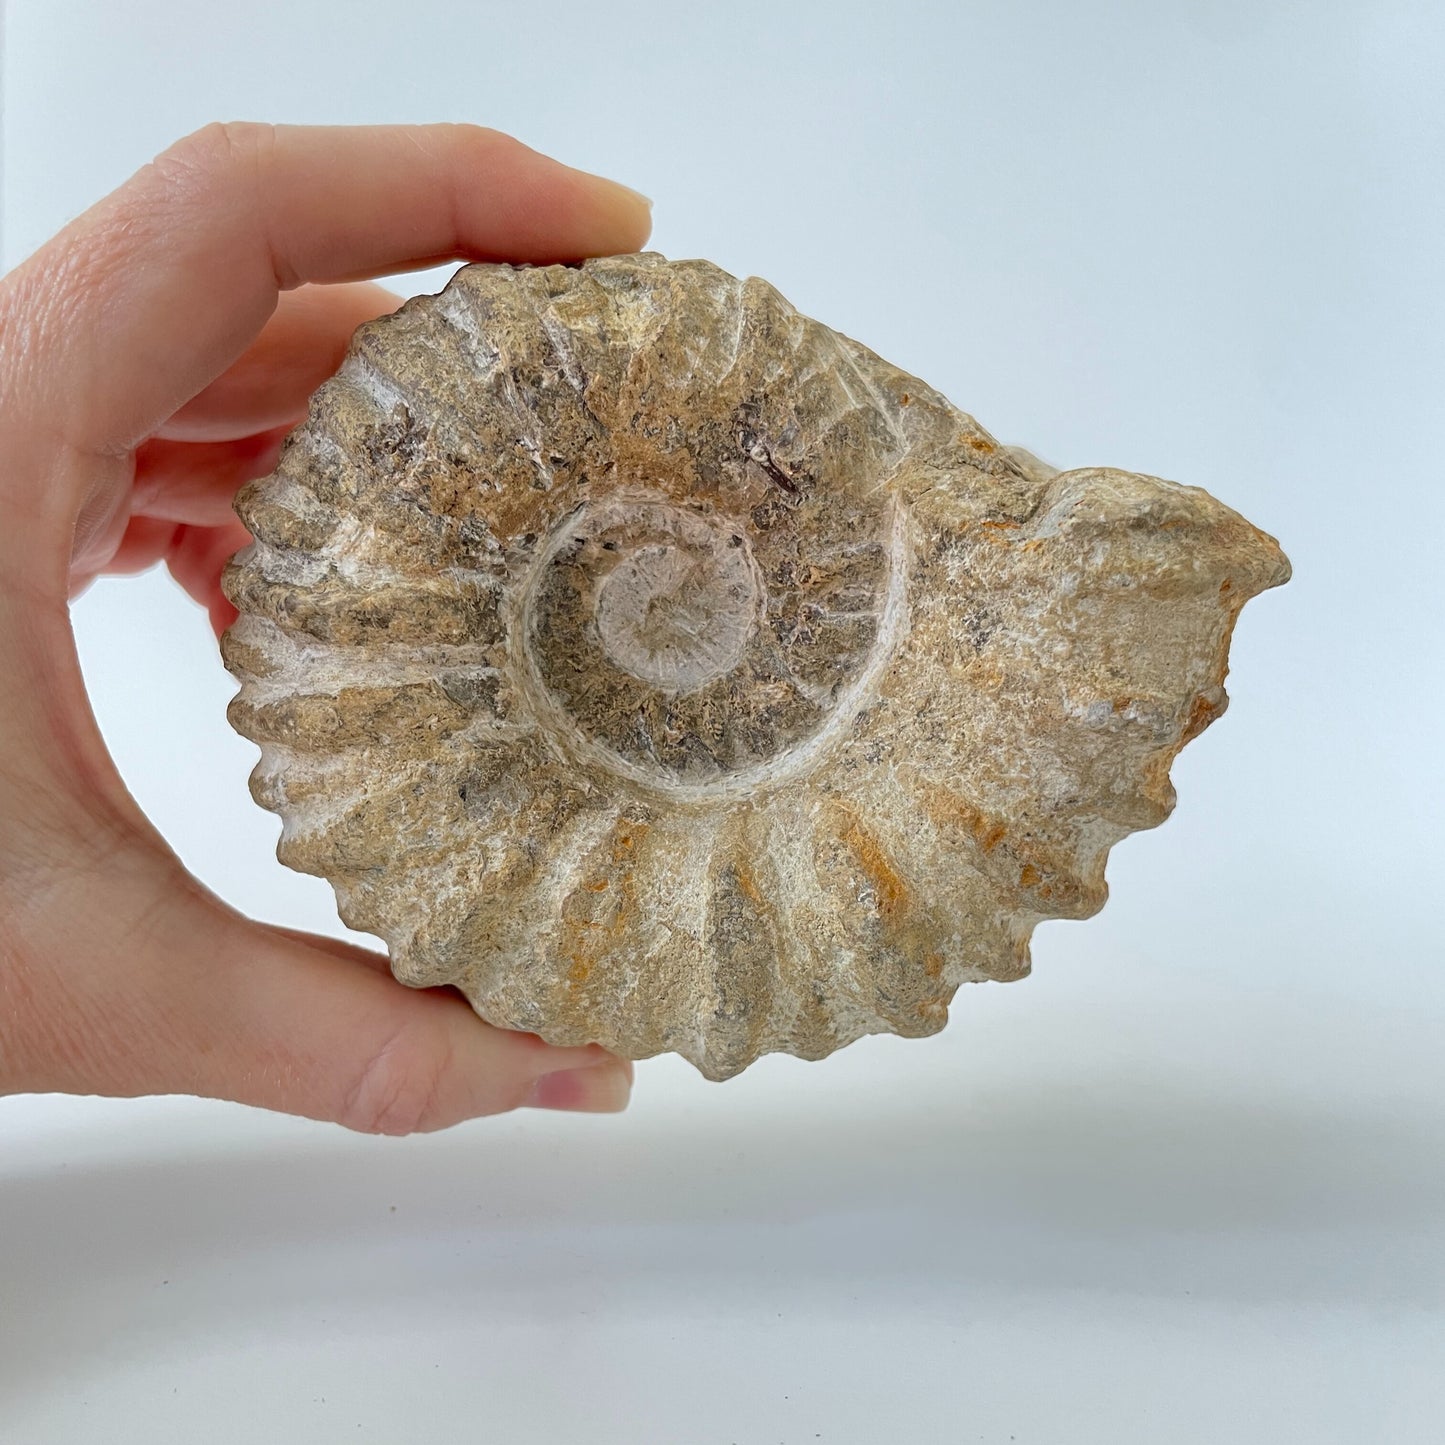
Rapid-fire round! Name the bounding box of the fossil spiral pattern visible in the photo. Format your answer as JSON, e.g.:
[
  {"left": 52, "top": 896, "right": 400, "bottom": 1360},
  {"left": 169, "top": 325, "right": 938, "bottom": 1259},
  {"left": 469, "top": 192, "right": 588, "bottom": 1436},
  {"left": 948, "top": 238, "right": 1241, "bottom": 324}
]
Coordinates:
[{"left": 222, "top": 253, "right": 1290, "bottom": 1079}]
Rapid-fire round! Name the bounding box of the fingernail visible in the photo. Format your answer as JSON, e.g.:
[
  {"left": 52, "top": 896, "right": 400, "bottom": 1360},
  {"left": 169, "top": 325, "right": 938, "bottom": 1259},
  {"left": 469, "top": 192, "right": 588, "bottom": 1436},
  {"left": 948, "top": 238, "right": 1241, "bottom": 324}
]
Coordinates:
[
  {"left": 524, "top": 1061, "right": 633, "bottom": 1114},
  {"left": 605, "top": 178, "right": 653, "bottom": 209}
]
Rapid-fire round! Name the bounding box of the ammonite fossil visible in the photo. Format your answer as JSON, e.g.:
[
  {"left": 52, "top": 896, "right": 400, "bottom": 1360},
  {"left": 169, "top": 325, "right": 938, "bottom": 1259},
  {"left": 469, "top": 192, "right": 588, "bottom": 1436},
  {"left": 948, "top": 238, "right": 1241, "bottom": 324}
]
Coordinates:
[{"left": 222, "top": 253, "right": 1290, "bottom": 1079}]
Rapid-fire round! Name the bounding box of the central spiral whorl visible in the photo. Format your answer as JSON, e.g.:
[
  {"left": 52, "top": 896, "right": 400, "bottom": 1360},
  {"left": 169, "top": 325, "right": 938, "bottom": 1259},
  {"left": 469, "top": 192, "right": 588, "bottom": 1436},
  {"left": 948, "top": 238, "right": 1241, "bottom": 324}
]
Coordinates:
[
  {"left": 594, "top": 532, "right": 760, "bottom": 693},
  {"left": 521, "top": 490, "right": 899, "bottom": 792}
]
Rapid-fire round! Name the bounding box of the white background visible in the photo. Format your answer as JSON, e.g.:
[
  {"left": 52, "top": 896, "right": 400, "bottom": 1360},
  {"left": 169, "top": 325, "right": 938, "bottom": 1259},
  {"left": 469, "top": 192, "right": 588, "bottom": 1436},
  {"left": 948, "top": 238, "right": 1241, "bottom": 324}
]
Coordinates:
[{"left": 2, "top": 2, "right": 1443, "bottom": 1441}]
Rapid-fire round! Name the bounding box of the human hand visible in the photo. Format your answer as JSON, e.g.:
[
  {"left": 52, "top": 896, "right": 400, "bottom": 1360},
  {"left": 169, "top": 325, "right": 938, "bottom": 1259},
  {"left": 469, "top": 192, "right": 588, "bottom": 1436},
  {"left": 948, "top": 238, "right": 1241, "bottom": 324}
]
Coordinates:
[{"left": 0, "top": 123, "right": 650, "bottom": 1131}]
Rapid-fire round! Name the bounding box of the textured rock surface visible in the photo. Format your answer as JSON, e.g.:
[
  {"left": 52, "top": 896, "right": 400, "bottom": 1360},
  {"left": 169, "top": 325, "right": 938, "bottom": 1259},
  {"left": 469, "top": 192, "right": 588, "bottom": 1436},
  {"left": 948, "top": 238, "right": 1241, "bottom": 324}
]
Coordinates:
[{"left": 222, "top": 253, "right": 1290, "bottom": 1079}]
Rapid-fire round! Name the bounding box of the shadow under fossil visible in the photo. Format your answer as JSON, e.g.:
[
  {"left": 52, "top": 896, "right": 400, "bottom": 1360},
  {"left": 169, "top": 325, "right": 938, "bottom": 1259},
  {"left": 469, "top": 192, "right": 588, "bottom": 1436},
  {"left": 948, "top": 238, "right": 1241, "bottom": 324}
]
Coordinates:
[{"left": 3, "top": 1073, "right": 1442, "bottom": 1410}]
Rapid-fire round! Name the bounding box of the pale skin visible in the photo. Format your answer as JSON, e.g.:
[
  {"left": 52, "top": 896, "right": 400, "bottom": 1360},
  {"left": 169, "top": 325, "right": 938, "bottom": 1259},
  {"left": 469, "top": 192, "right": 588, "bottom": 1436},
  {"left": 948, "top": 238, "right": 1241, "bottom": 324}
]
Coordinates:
[{"left": 0, "top": 123, "right": 654, "bottom": 1131}]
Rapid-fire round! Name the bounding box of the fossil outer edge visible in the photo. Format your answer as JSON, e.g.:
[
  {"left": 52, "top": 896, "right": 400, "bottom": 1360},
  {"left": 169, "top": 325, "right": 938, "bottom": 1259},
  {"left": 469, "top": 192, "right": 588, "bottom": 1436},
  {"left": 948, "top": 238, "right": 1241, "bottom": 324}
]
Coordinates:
[{"left": 220, "top": 252, "right": 1291, "bottom": 1081}]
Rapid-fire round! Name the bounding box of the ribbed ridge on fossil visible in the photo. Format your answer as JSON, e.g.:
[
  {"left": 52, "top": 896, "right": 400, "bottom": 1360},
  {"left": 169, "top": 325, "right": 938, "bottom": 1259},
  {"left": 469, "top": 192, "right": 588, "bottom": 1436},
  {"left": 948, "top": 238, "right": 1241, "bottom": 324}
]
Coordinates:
[{"left": 222, "top": 253, "right": 1289, "bottom": 1079}]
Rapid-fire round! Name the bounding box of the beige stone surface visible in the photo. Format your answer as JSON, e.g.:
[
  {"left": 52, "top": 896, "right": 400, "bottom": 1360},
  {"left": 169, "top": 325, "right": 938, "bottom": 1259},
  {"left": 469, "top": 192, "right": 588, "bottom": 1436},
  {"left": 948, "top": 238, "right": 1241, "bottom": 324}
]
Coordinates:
[{"left": 221, "top": 253, "right": 1290, "bottom": 1079}]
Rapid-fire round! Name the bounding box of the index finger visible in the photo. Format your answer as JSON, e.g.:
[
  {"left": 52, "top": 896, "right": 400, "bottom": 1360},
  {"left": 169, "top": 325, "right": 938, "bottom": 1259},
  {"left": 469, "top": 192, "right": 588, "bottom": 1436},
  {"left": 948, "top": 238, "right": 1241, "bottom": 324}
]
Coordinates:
[{"left": 1, "top": 122, "right": 652, "bottom": 458}]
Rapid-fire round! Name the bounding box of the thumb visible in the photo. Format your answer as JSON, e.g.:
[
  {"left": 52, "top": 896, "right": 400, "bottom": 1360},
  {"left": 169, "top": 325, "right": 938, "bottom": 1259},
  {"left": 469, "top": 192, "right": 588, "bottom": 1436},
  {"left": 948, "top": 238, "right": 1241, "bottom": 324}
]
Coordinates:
[
  {"left": 5, "top": 844, "right": 633, "bottom": 1132},
  {"left": 186, "top": 913, "right": 637, "bottom": 1132}
]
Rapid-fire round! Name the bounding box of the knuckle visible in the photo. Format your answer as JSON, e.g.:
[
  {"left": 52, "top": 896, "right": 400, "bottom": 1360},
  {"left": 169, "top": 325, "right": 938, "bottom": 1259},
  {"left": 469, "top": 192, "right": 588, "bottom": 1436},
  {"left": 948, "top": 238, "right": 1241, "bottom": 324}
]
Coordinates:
[
  {"left": 338, "top": 1027, "right": 450, "bottom": 1137},
  {"left": 150, "top": 120, "right": 274, "bottom": 194},
  {"left": 445, "top": 122, "right": 516, "bottom": 160},
  {"left": 214, "top": 120, "right": 278, "bottom": 168}
]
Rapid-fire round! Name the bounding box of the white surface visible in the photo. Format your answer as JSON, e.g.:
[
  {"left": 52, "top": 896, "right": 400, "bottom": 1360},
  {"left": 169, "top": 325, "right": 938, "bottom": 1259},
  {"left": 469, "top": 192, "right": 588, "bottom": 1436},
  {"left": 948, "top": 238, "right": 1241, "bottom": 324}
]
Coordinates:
[{"left": 2, "top": 1, "right": 1443, "bottom": 1441}]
